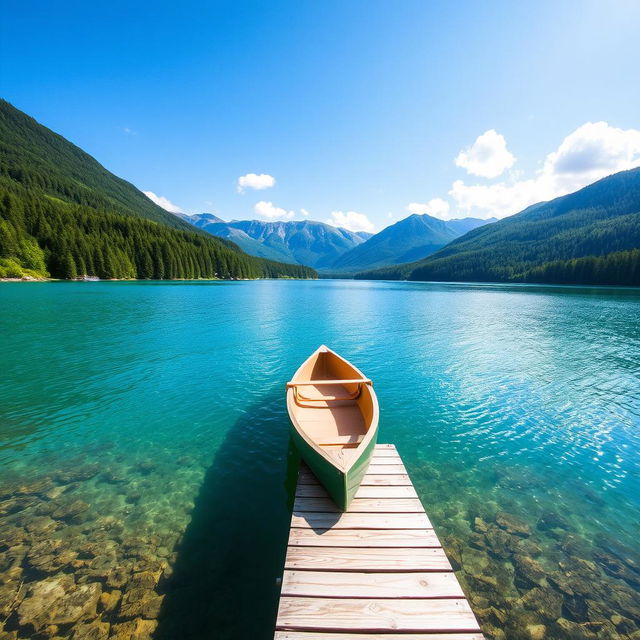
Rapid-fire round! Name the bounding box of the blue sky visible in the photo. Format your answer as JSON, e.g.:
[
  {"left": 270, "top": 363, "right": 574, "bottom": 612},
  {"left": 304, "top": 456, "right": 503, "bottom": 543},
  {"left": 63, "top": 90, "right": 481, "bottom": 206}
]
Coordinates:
[{"left": 2, "top": 0, "right": 640, "bottom": 231}]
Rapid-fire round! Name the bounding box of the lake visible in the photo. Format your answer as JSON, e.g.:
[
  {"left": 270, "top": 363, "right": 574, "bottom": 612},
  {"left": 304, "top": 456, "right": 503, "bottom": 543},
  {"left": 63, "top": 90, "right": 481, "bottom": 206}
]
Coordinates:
[{"left": 1, "top": 280, "right": 639, "bottom": 639}]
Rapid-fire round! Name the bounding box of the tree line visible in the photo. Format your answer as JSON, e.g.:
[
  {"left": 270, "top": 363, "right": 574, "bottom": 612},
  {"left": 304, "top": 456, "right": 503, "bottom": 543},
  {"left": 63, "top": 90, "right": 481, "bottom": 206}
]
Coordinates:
[{"left": 0, "top": 184, "right": 315, "bottom": 280}]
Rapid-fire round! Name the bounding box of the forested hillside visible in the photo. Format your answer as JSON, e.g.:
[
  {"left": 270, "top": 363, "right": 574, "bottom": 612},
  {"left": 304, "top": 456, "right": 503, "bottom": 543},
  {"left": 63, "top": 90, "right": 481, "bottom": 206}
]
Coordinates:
[
  {"left": 0, "top": 100, "right": 315, "bottom": 280},
  {"left": 356, "top": 168, "right": 640, "bottom": 286}
]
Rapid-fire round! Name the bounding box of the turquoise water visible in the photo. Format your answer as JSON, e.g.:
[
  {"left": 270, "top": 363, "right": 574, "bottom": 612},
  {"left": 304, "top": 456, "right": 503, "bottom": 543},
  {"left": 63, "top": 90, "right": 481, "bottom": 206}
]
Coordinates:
[{"left": 1, "top": 280, "right": 639, "bottom": 639}]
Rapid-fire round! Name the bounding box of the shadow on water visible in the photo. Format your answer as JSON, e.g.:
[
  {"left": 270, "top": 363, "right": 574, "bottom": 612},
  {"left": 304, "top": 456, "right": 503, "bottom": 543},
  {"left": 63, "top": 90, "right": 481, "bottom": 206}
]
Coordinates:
[{"left": 154, "top": 390, "right": 300, "bottom": 640}]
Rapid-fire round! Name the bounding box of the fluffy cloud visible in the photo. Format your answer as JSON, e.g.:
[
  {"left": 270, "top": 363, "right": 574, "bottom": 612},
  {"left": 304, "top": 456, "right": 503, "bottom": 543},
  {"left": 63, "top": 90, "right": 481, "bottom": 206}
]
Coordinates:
[
  {"left": 450, "top": 122, "right": 640, "bottom": 219},
  {"left": 300, "top": 208, "right": 310, "bottom": 217},
  {"left": 455, "top": 129, "right": 516, "bottom": 179},
  {"left": 254, "top": 200, "right": 295, "bottom": 221},
  {"left": 237, "top": 173, "right": 276, "bottom": 192},
  {"left": 326, "top": 211, "right": 375, "bottom": 233},
  {"left": 143, "top": 191, "right": 185, "bottom": 214},
  {"left": 406, "top": 198, "right": 451, "bottom": 220}
]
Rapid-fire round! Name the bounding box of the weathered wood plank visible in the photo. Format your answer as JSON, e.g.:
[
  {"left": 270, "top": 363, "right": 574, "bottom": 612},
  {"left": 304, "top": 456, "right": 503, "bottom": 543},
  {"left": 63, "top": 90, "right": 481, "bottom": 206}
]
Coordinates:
[
  {"left": 276, "top": 597, "right": 481, "bottom": 632},
  {"left": 287, "top": 527, "right": 441, "bottom": 548},
  {"left": 285, "top": 546, "right": 451, "bottom": 571},
  {"left": 291, "top": 511, "right": 432, "bottom": 530},
  {"left": 366, "top": 463, "right": 407, "bottom": 474},
  {"left": 294, "top": 497, "right": 425, "bottom": 513},
  {"left": 360, "top": 474, "right": 412, "bottom": 486},
  {"left": 369, "top": 456, "right": 403, "bottom": 465},
  {"left": 354, "top": 484, "right": 418, "bottom": 499},
  {"left": 373, "top": 444, "right": 396, "bottom": 450},
  {"left": 296, "top": 483, "right": 418, "bottom": 499},
  {"left": 281, "top": 570, "right": 465, "bottom": 598},
  {"left": 275, "top": 633, "right": 484, "bottom": 640},
  {"left": 370, "top": 450, "right": 402, "bottom": 458}
]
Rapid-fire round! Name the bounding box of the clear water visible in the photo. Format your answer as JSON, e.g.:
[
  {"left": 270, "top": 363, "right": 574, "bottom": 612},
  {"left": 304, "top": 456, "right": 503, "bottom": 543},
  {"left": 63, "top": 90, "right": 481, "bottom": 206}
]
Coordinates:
[{"left": 1, "top": 280, "right": 639, "bottom": 639}]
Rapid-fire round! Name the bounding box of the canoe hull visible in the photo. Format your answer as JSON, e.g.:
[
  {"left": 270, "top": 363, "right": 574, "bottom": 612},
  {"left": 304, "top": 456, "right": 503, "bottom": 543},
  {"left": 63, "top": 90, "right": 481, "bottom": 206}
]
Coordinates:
[
  {"left": 291, "top": 423, "right": 378, "bottom": 511},
  {"left": 287, "top": 345, "right": 380, "bottom": 511}
]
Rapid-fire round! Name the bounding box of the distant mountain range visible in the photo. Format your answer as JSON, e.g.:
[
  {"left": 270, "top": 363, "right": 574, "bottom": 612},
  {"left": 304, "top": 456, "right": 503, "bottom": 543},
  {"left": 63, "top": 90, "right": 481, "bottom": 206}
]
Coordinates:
[
  {"left": 356, "top": 167, "right": 640, "bottom": 286},
  {"left": 178, "top": 213, "right": 494, "bottom": 272},
  {"left": 177, "top": 216, "right": 370, "bottom": 269}
]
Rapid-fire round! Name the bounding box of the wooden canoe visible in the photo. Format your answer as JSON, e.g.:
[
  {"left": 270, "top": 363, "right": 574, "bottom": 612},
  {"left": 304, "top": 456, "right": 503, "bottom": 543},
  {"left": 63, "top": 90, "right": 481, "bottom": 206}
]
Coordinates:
[{"left": 286, "top": 345, "right": 379, "bottom": 511}]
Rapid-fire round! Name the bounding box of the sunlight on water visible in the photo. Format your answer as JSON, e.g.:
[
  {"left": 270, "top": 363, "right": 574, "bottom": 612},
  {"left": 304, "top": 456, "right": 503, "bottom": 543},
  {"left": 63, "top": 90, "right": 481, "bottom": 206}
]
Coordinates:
[{"left": 0, "top": 280, "right": 639, "bottom": 639}]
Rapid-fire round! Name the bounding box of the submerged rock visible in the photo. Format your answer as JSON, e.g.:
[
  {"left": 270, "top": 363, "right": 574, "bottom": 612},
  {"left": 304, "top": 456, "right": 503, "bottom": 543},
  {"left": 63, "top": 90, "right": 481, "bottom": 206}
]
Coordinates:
[
  {"left": 117, "top": 588, "right": 164, "bottom": 620},
  {"left": 49, "top": 582, "right": 101, "bottom": 626},
  {"left": 16, "top": 575, "right": 74, "bottom": 632},
  {"left": 495, "top": 511, "right": 531, "bottom": 537},
  {"left": 99, "top": 589, "right": 121, "bottom": 613},
  {"left": 513, "top": 554, "right": 546, "bottom": 589},
  {"left": 51, "top": 500, "right": 90, "bottom": 522},
  {"left": 109, "top": 618, "right": 158, "bottom": 640},
  {"left": 593, "top": 550, "right": 640, "bottom": 588},
  {"left": 70, "top": 619, "right": 110, "bottom": 640},
  {"left": 518, "top": 586, "right": 563, "bottom": 620}
]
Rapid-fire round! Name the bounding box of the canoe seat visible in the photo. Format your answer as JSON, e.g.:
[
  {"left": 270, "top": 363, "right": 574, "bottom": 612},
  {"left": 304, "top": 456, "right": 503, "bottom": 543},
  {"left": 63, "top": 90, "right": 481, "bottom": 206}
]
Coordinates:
[
  {"left": 293, "top": 383, "right": 361, "bottom": 403},
  {"left": 316, "top": 434, "right": 365, "bottom": 446}
]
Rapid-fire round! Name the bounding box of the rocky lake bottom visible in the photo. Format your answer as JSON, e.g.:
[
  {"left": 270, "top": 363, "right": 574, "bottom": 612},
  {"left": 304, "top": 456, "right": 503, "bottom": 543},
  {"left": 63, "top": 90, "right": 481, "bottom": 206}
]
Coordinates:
[{"left": 1, "top": 434, "right": 639, "bottom": 640}]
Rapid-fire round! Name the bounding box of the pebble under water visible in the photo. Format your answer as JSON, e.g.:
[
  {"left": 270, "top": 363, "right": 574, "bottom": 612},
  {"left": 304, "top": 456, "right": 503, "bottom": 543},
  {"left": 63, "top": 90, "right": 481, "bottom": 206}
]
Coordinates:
[{"left": 0, "top": 280, "right": 639, "bottom": 640}]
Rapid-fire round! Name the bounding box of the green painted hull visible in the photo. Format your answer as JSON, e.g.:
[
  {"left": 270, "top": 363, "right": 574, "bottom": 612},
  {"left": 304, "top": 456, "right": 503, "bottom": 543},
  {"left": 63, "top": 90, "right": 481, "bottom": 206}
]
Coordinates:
[{"left": 291, "top": 427, "right": 378, "bottom": 511}]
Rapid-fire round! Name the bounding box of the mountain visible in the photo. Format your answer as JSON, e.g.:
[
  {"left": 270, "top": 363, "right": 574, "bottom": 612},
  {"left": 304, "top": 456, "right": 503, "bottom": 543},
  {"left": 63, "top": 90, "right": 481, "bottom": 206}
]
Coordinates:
[
  {"left": 0, "top": 100, "right": 315, "bottom": 280},
  {"left": 177, "top": 213, "right": 225, "bottom": 227},
  {"left": 331, "top": 214, "right": 495, "bottom": 273},
  {"left": 355, "top": 168, "right": 640, "bottom": 286},
  {"left": 180, "top": 218, "right": 369, "bottom": 269}
]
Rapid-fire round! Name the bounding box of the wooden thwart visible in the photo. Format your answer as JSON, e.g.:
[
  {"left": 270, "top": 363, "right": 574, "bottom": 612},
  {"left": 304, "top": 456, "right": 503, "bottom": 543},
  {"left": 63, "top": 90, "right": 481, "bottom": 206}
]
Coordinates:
[{"left": 275, "top": 444, "right": 484, "bottom": 639}]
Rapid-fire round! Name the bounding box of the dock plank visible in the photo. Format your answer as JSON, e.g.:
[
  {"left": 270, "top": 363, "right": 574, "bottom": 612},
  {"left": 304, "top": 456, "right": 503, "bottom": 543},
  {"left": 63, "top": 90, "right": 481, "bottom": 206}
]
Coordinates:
[
  {"left": 296, "top": 483, "right": 418, "bottom": 499},
  {"left": 360, "top": 474, "right": 413, "bottom": 486},
  {"left": 276, "top": 597, "right": 481, "bottom": 632},
  {"left": 281, "top": 570, "right": 465, "bottom": 598},
  {"left": 287, "top": 527, "right": 441, "bottom": 548},
  {"left": 285, "top": 546, "right": 451, "bottom": 572},
  {"left": 294, "top": 497, "right": 425, "bottom": 513},
  {"left": 366, "top": 463, "right": 407, "bottom": 474},
  {"left": 291, "top": 511, "right": 432, "bottom": 530}
]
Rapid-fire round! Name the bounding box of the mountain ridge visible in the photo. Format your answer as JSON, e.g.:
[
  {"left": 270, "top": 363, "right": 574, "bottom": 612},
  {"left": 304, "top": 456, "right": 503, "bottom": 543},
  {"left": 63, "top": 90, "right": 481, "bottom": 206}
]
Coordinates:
[
  {"left": 330, "top": 213, "right": 495, "bottom": 273},
  {"left": 178, "top": 217, "right": 370, "bottom": 269}
]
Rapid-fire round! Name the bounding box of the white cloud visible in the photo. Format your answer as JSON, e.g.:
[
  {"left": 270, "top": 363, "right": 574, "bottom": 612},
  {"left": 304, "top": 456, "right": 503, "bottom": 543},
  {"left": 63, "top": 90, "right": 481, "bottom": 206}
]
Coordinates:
[
  {"left": 254, "top": 200, "right": 295, "bottom": 221},
  {"left": 300, "top": 208, "right": 310, "bottom": 217},
  {"left": 123, "top": 127, "right": 137, "bottom": 136},
  {"left": 455, "top": 129, "right": 516, "bottom": 178},
  {"left": 237, "top": 173, "right": 276, "bottom": 192},
  {"left": 406, "top": 198, "right": 451, "bottom": 220},
  {"left": 450, "top": 121, "right": 640, "bottom": 219},
  {"left": 543, "top": 121, "right": 640, "bottom": 187},
  {"left": 326, "top": 211, "right": 375, "bottom": 233},
  {"left": 143, "top": 191, "right": 185, "bottom": 214}
]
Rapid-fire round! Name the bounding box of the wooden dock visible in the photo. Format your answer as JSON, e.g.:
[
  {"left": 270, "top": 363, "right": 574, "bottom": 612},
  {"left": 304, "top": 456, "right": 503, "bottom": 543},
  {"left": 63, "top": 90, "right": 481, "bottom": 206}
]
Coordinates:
[{"left": 274, "top": 444, "right": 484, "bottom": 639}]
